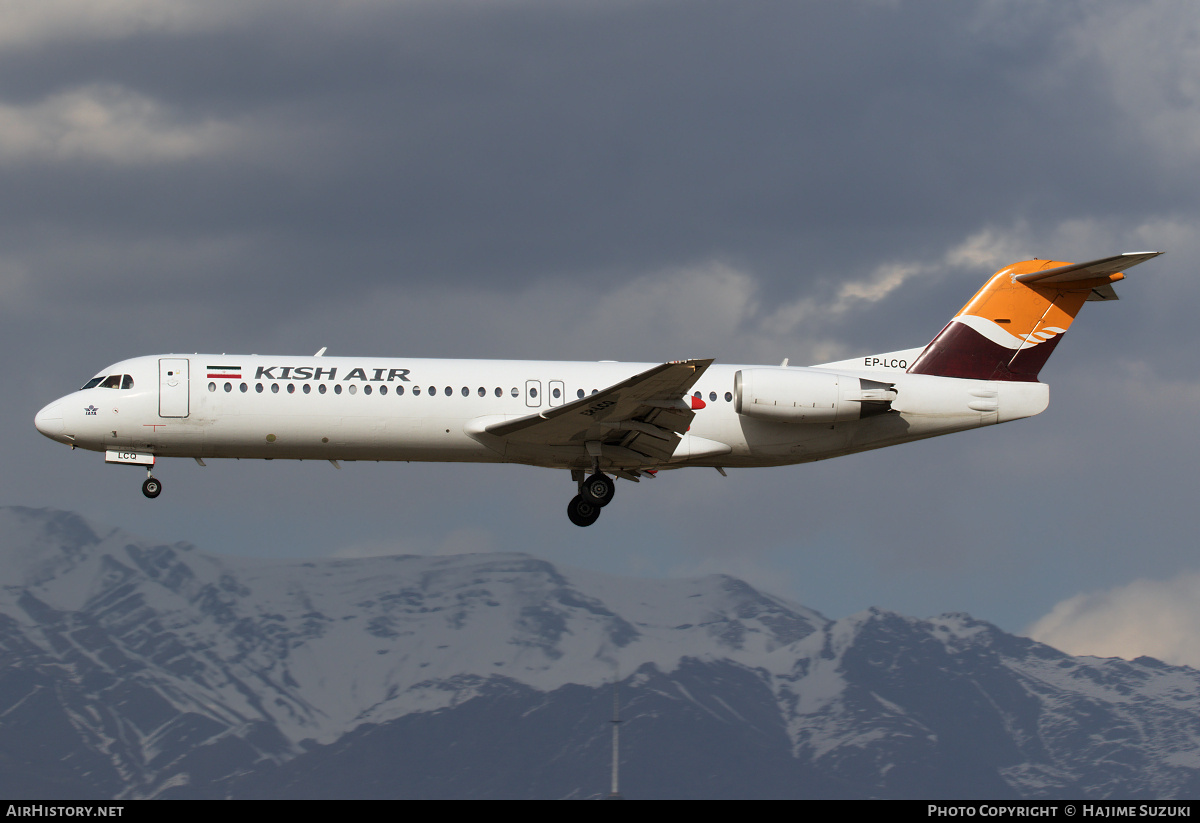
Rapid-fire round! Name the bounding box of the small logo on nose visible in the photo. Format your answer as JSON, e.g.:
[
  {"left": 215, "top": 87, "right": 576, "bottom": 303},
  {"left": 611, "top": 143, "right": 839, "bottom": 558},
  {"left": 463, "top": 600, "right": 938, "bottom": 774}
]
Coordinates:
[{"left": 84, "top": 405, "right": 98, "bottom": 416}]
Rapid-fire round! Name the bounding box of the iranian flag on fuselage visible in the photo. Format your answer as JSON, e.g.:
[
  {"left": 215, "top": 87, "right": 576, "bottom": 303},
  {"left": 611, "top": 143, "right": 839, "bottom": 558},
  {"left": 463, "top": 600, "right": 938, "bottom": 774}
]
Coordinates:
[{"left": 206, "top": 366, "right": 242, "bottom": 379}]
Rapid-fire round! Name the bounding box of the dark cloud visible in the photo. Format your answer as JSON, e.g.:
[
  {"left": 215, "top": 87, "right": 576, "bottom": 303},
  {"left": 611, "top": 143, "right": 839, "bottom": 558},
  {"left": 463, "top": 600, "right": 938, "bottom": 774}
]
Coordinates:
[{"left": 0, "top": 2, "right": 1179, "bottom": 295}]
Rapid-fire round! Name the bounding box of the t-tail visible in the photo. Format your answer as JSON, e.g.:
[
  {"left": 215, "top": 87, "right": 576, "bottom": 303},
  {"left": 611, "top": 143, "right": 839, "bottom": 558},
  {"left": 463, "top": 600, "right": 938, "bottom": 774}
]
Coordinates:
[{"left": 906, "top": 252, "right": 1162, "bottom": 382}]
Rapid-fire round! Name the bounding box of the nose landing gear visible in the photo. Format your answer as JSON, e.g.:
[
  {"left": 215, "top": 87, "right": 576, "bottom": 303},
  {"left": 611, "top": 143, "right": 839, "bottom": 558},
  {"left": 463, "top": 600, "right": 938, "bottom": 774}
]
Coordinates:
[
  {"left": 142, "top": 471, "right": 162, "bottom": 499},
  {"left": 103, "top": 451, "right": 162, "bottom": 498}
]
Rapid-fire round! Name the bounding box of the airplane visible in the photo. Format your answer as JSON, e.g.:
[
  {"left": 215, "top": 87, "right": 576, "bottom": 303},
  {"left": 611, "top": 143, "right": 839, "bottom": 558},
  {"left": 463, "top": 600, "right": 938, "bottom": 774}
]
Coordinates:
[{"left": 34, "top": 251, "right": 1160, "bottom": 527}]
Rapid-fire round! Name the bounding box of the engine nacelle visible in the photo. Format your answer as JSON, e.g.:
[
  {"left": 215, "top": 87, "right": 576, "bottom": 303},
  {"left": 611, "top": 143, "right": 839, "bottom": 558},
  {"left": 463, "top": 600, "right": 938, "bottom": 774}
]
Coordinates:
[{"left": 734, "top": 368, "right": 895, "bottom": 424}]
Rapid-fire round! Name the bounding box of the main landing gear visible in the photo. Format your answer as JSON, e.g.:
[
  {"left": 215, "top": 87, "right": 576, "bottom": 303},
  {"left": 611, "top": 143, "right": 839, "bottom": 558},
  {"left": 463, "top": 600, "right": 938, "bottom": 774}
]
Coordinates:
[{"left": 567, "top": 471, "right": 615, "bottom": 527}]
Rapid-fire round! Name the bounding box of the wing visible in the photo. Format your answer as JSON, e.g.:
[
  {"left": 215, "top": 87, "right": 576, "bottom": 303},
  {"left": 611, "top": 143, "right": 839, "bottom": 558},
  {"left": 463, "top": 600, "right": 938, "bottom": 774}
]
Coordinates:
[{"left": 474, "top": 359, "right": 713, "bottom": 468}]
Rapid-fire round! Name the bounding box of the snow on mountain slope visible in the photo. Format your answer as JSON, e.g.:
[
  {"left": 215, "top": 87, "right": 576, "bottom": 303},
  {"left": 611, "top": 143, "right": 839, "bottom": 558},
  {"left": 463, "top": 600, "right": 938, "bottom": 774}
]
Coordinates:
[
  {"left": 5, "top": 505, "right": 1200, "bottom": 799},
  {"left": 0, "top": 506, "right": 826, "bottom": 745}
]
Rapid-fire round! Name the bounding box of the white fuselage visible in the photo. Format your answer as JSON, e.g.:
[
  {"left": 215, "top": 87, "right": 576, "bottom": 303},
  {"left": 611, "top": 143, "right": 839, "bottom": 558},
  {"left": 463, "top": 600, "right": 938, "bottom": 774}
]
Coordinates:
[{"left": 34, "top": 353, "right": 1050, "bottom": 471}]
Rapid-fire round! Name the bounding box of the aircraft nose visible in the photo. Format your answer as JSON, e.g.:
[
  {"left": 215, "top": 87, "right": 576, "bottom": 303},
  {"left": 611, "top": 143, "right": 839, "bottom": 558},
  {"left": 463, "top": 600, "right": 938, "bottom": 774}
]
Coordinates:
[{"left": 34, "top": 401, "right": 64, "bottom": 437}]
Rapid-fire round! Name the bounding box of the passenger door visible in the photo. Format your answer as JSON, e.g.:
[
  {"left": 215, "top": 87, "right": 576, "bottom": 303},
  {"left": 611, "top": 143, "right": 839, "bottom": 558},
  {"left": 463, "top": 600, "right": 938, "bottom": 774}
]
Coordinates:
[{"left": 159, "top": 358, "right": 190, "bottom": 418}]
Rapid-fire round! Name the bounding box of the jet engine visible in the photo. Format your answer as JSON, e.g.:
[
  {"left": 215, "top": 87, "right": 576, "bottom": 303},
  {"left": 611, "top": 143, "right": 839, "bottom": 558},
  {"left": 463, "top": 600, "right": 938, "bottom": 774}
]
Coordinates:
[{"left": 734, "top": 368, "right": 895, "bottom": 424}]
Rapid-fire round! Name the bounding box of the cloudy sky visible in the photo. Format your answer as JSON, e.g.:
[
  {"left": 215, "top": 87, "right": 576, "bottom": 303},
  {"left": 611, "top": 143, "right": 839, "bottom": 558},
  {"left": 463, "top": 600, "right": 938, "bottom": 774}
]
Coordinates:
[{"left": 7, "top": 0, "right": 1200, "bottom": 662}]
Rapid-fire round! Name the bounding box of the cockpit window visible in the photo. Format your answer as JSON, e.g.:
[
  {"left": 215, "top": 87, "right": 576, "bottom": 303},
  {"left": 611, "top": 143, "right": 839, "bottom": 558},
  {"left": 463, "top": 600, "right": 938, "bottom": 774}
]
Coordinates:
[{"left": 82, "top": 374, "right": 134, "bottom": 390}]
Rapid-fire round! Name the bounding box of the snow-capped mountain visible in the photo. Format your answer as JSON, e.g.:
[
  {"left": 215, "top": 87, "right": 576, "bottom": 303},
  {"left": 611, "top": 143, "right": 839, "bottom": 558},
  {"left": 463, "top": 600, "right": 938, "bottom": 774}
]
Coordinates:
[{"left": 1, "top": 506, "right": 1198, "bottom": 799}]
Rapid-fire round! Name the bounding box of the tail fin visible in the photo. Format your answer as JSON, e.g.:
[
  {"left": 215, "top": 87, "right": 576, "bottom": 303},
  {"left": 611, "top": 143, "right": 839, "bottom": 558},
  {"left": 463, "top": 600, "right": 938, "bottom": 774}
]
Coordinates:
[{"left": 906, "top": 252, "right": 1161, "bottom": 381}]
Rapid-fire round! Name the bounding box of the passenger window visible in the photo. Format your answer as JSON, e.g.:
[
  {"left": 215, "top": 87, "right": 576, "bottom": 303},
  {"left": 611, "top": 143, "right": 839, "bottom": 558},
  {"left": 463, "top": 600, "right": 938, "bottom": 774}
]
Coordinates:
[
  {"left": 363, "top": 385, "right": 371, "bottom": 395},
  {"left": 396, "top": 385, "right": 404, "bottom": 396},
  {"left": 319, "top": 384, "right": 327, "bottom": 394},
  {"left": 241, "top": 383, "right": 248, "bottom": 393},
  {"left": 380, "top": 385, "right": 388, "bottom": 395},
  {"left": 208, "top": 382, "right": 216, "bottom": 392},
  {"left": 413, "top": 386, "right": 421, "bottom": 395},
  {"left": 256, "top": 384, "right": 264, "bottom": 393},
  {"left": 445, "top": 386, "right": 452, "bottom": 397},
  {"left": 121, "top": 375, "right": 134, "bottom": 390},
  {"left": 287, "top": 384, "right": 295, "bottom": 394},
  {"left": 577, "top": 389, "right": 584, "bottom": 399},
  {"left": 725, "top": 391, "right": 732, "bottom": 402},
  {"left": 478, "top": 387, "right": 485, "bottom": 397},
  {"left": 349, "top": 385, "right": 357, "bottom": 395},
  {"left": 495, "top": 387, "right": 502, "bottom": 397},
  {"left": 303, "top": 384, "right": 311, "bottom": 394},
  {"left": 334, "top": 384, "right": 342, "bottom": 395},
  {"left": 428, "top": 386, "right": 435, "bottom": 396},
  {"left": 511, "top": 387, "right": 519, "bottom": 397},
  {"left": 461, "top": 387, "right": 469, "bottom": 397},
  {"left": 271, "top": 383, "right": 280, "bottom": 394},
  {"left": 709, "top": 391, "right": 717, "bottom": 402},
  {"left": 225, "top": 382, "right": 233, "bottom": 392},
  {"left": 552, "top": 387, "right": 561, "bottom": 399}
]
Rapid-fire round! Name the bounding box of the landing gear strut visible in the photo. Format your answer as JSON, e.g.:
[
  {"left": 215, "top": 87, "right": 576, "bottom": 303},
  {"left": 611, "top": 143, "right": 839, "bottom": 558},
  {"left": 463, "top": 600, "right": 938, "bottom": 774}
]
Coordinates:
[{"left": 142, "top": 472, "right": 162, "bottom": 499}]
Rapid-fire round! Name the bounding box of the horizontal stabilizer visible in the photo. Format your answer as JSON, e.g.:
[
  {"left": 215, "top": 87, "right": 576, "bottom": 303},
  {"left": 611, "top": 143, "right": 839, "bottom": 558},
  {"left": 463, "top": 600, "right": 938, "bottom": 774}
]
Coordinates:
[{"left": 1012, "top": 251, "right": 1161, "bottom": 285}]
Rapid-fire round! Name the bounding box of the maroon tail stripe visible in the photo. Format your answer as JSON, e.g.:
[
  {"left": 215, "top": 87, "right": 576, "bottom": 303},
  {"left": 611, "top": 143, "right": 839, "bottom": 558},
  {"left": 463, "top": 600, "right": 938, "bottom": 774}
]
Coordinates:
[{"left": 907, "top": 323, "right": 1059, "bottom": 382}]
